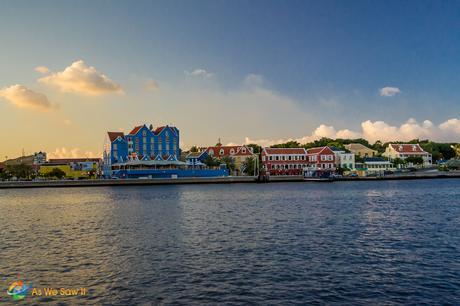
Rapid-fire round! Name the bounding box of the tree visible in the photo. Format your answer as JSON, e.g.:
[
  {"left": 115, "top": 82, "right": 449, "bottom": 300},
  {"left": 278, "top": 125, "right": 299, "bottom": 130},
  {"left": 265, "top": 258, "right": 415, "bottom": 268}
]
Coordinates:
[
  {"left": 271, "top": 141, "right": 300, "bottom": 148},
  {"left": 392, "top": 158, "right": 407, "bottom": 167},
  {"left": 405, "top": 156, "right": 424, "bottom": 165},
  {"left": 5, "top": 163, "right": 33, "bottom": 179},
  {"left": 246, "top": 144, "right": 261, "bottom": 154},
  {"left": 221, "top": 156, "right": 235, "bottom": 171},
  {"left": 203, "top": 156, "right": 220, "bottom": 168},
  {"left": 190, "top": 146, "right": 198, "bottom": 153},
  {"left": 45, "top": 168, "right": 66, "bottom": 179},
  {"left": 242, "top": 157, "right": 256, "bottom": 176}
]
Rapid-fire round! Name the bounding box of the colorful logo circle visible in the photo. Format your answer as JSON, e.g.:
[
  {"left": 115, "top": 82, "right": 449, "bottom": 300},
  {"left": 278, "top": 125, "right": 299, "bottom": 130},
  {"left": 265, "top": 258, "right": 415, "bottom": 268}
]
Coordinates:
[{"left": 7, "top": 281, "right": 31, "bottom": 300}]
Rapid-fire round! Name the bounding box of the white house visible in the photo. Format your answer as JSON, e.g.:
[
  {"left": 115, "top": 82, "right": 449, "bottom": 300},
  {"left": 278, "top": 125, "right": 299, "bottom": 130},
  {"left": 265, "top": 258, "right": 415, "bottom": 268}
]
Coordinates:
[
  {"left": 330, "top": 147, "right": 355, "bottom": 170},
  {"left": 364, "top": 157, "right": 395, "bottom": 175},
  {"left": 383, "top": 144, "right": 432, "bottom": 166}
]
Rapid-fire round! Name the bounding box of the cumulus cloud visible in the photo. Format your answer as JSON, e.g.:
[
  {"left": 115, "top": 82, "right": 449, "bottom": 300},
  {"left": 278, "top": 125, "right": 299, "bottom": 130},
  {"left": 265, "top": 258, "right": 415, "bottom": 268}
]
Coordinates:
[
  {"left": 184, "top": 68, "right": 214, "bottom": 78},
  {"left": 35, "top": 66, "right": 50, "bottom": 74},
  {"left": 48, "top": 147, "right": 101, "bottom": 159},
  {"left": 144, "top": 79, "right": 159, "bottom": 92},
  {"left": 39, "top": 60, "right": 123, "bottom": 95},
  {"left": 242, "top": 117, "right": 460, "bottom": 147},
  {"left": 379, "top": 86, "right": 401, "bottom": 97},
  {"left": 0, "top": 84, "right": 52, "bottom": 110}
]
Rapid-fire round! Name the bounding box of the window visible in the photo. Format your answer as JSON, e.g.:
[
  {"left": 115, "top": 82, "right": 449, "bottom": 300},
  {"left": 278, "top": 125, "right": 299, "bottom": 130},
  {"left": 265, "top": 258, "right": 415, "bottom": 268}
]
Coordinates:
[
  {"left": 269, "top": 156, "right": 273, "bottom": 161},
  {"left": 230, "top": 149, "right": 235, "bottom": 154},
  {"left": 143, "top": 144, "right": 147, "bottom": 152},
  {"left": 275, "top": 156, "right": 279, "bottom": 161},
  {"left": 113, "top": 144, "right": 118, "bottom": 150},
  {"left": 135, "top": 138, "right": 139, "bottom": 151},
  {"left": 142, "top": 130, "right": 147, "bottom": 137},
  {"left": 158, "top": 140, "right": 162, "bottom": 151},
  {"left": 166, "top": 143, "right": 170, "bottom": 151},
  {"left": 242, "top": 147, "right": 246, "bottom": 153},
  {"left": 220, "top": 149, "right": 224, "bottom": 155}
]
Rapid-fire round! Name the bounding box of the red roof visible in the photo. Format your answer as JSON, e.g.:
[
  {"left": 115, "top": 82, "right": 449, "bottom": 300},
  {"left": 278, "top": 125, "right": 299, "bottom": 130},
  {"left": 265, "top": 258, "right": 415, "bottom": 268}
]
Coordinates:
[
  {"left": 107, "top": 132, "right": 124, "bottom": 142},
  {"left": 154, "top": 126, "right": 165, "bottom": 134},
  {"left": 0, "top": 162, "right": 4, "bottom": 170},
  {"left": 206, "top": 145, "right": 254, "bottom": 156},
  {"left": 128, "top": 125, "right": 144, "bottom": 135},
  {"left": 264, "top": 148, "right": 306, "bottom": 155},
  {"left": 307, "top": 146, "right": 333, "bottom": 155},
  {"left": 390, "top": 144, "right": 426, "bottom": 153}
]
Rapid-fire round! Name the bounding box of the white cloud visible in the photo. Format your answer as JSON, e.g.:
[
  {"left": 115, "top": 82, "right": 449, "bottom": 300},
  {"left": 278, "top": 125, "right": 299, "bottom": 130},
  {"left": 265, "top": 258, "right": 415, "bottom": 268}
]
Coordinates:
[
  {"left": 48, "top": 147, "right": 101, "bottom": 159},
  {"left": 39, "top": 60, "right": 123, "bottom": 96},
  {"left": 184, "top": 68, "right": 214, "bottom": 78},
  {"left": 241, "top": 117, "right": 460, "bottom": 147},
  {"left": 35, "top": 66, "right": 50, "bottom": 74},
  {"left": 439, "top": 118, "right": 460, "bottom": 134},
  {"left": 144, "top": 79, "right": 159, "bottom": 92},
  {"left": 0, "top": 84, "right": 52, "bottom": 110},
  {"left": 379, "top": 86, "right": 401, "bottom": 97}
]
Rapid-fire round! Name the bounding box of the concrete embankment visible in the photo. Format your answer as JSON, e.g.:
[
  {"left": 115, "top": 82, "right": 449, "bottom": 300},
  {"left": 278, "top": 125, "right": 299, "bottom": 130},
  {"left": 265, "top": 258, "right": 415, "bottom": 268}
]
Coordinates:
[{"left": 0, "top": 172, "right": 459, "bottom": 189}]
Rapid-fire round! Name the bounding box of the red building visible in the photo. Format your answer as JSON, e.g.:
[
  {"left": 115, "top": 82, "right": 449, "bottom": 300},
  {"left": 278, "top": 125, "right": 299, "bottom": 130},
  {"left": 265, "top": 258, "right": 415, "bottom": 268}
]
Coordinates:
[
  {"left": 306, "top": 146, "right": 336, "bottom": 172},
  {"left": 261, "top": 147, "right": 308, "bottom": 175}
]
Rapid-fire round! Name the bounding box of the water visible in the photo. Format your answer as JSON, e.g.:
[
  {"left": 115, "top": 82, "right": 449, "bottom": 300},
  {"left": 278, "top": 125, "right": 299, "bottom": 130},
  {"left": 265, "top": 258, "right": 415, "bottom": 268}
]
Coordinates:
[{"left": 0, "top": 179, "right": 459, "bottom": 305}]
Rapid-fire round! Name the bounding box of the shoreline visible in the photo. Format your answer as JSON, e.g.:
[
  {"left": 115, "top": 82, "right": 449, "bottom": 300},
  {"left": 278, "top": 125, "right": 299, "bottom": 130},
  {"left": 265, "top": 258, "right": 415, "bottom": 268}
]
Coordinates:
[{"left": 0, "top": 172, "right": 459, "bottom": 189}]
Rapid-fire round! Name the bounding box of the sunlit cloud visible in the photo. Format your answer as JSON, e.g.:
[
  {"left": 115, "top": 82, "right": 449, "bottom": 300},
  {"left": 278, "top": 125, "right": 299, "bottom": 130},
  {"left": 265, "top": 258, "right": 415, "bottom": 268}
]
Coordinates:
[
  {"left": 242, "top": 118, "right": 460, "bottom": 146},
  {"left": 35, "top": 66, "right": 50, "bottom": 74},
  {"left": 0, "top": 84, "right": 53, "bottom": 110},
  {"left": 379, "top": 86, "right": 401, "bottom": 97},
  {"left": 39, "top": 60, "right": 123, "bottom": 96}
]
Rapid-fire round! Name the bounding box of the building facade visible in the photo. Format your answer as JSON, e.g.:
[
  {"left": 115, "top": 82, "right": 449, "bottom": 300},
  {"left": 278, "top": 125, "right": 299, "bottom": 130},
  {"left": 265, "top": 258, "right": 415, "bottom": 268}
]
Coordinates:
[
  {"left": 363, "top": 157, "right": 395, "bottom": 176},
  {"left": 306, "top": 146, "right": 336, "bottom": 171},
  {"left": 39, "top": 158, "right": 101, "bottom": 179},
  {"left": 383, "top": 144, "right": 432, "bottom": 166},
  {"left": 344, "top": 143, "right": 377, "bottom": 158},
  {"left": 330, "top": 147, "right": 355, "bottom": 170},
  {"left": 261, "top": 147, "right": 308, "bottom": 175},
  {"left": 205, "top": 145, "right": 256, "bottom": 173},
  {"left": 106, "top": 124, "right": 180, "bottom": 165}
]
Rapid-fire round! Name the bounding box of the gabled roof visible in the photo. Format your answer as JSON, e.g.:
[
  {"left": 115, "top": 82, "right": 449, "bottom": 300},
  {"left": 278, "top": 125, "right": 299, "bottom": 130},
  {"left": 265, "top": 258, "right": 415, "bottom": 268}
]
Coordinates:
[
  {"left": 264, "top": 147, "right": 307, "bottom": 155},
  {"left": 128, "top": 125, "right": 144, "bottom": 135},
  {"left": 154, "top": 125, "right": 179, "bottom": 136},
  {"left": 390, "top": 144, "right": 426, "bottom": 153},
  {"left": 186, "top": 151, "right": 207, "bottom": 159},
  {"left": 206, "top": 145, "right": 254, "bottom": 156},
  {"left": 307, "top": 146, "right": 333, "bottom": 155},
  {"left": 344, "top": 143, "right": 376, "bottom": 152},
  {"left": 107, "top": 132, "right": 125, "bottom": 142}
]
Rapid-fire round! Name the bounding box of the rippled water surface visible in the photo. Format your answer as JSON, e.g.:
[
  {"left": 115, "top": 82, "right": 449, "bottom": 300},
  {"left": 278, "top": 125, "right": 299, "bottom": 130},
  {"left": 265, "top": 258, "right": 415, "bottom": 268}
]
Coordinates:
[{"left": 1, "top": 179, "right": 460, "bottom": 305}]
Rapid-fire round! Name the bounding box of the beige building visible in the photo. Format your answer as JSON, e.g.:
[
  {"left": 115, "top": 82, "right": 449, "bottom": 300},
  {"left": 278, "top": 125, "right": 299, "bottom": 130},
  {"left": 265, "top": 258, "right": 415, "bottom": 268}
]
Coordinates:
[
  {"left": 383, "top": 144, "right": 432, "bottom": 166},
  {"left": 344, "top": 143, "right": 377, "bottom": 158}
]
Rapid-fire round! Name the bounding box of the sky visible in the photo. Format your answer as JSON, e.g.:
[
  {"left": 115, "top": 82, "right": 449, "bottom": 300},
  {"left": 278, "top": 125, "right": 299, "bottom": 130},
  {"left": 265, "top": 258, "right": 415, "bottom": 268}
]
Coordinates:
[{"left": 0, "top": 0, "right": 460, "bottom": 158}]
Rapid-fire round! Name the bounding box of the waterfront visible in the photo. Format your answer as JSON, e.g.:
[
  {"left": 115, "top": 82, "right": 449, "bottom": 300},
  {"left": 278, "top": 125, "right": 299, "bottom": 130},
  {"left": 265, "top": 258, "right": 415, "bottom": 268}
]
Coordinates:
[{"left": 1, "top": 179, "right": 459, "bottom": 305}]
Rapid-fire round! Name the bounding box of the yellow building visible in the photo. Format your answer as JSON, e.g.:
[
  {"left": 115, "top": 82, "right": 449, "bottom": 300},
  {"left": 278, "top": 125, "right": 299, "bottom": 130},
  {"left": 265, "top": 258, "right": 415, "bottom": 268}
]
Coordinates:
[
  {"left": 39, "top": 158, "right": 100, "bottom": 179},
  {"left": 344, "top": 143, "right": 377, "bottom": 158}
]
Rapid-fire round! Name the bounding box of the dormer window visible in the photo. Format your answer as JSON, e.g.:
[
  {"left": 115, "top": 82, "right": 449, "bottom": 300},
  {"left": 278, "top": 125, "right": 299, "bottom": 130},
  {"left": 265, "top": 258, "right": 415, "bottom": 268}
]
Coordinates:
[
  {"left": 230, "top": 148, "right": 235, "bottom": 154},
  {"left": 220, "top": 149, "right": 224, "bottom": 155},
  {"left": 142, "top": 130, "right": 147, "bottom": 136},
  {"left": 242, "top": 147, "right": 246, "bottom": 153}
]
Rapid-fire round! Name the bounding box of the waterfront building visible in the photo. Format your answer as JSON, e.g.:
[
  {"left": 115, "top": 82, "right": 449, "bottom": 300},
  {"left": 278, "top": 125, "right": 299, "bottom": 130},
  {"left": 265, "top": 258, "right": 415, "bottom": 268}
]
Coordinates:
[
  {"left": 185, "top": 151, "right": 209, "bottom": 168},
  {"left": 306, "top": 146, "right": 336, "bottom": 171},
  {"left": 33, "top": 152, "right": 47, "bottom": 165},
  {"left": 330, "top": 147, "right": 355, "bottom": 170},
  {"left": 363, "top": 157, "right": 394, "bottom": 176},
  {"left": 344, "top": 143, "right": 377, "bottom": 158},
  {"left": 205, "top": 145, "right": 256, "bottom": 173},
  {"left": 261, "top": 147, "right": 308, "bottom": 175},
  {"left": 383, "top": 143, "right": 432, "bottom": 166},
  {"left": 104, "top": 124, "right": 228, "bottom": 178},
  {"left": 39, "top": 158, "right": 101, "bottom": 179}
]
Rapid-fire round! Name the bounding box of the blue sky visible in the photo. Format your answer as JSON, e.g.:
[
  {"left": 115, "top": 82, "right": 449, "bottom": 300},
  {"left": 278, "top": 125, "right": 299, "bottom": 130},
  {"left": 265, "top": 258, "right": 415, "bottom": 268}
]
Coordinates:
[{"left": 0, "top": 1, "right": 459, "bottom": 157}]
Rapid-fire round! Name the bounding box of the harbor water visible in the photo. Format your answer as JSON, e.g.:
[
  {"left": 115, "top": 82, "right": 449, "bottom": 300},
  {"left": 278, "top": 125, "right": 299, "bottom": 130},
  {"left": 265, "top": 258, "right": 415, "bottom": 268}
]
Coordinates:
[{"left": 0, "top": 179, "right": 459, "bottom": 305}]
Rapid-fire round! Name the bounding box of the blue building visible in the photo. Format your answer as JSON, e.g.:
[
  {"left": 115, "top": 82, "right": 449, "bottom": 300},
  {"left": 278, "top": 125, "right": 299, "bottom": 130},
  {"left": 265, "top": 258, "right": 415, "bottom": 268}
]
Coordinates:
[{"left": 104, "top": 124, "right": 228, "bottom": 178}]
